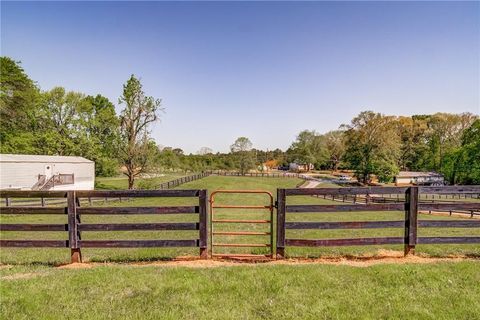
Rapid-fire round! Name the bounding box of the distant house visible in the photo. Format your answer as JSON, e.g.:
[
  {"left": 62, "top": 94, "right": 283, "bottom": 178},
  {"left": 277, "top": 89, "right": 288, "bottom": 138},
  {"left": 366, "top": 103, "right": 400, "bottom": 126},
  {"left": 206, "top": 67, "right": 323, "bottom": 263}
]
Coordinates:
[
  {"left": 394, "top": 171, "right": 444, "bottom": 186},
  {"left": 0, "top": 154, "right": 95, "bottom": 190},
  {"left": 264, "top": 159, "right": 278, "bottom": 170},
  {"left": 258, "top": 164, "right": 269, "bottom": 172},
  {"left": 289, "top": 162, "right": 314, "bottom": 173}
]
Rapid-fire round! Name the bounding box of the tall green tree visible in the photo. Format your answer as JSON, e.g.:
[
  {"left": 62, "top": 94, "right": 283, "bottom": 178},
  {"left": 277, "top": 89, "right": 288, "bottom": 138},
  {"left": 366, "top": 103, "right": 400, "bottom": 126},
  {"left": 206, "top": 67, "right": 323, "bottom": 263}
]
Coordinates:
[
  {"left": 157, "top": 147, "right": 182, "bottom": 171},
  {"left": 287, "top": 130, "right": 328, "bottom": 169},
  {"left": 324, "top": 130, "right": 345, "bottom": 171},
  {"left": 343, "top": 111, "right": 401, "bottom": 183},
  {"left": 119, "top": 75, "right": 162, "bottom": 189},
  {"left": 39, "top": 87, "right": 88, "bottom": 155},
  {"left": 395, "top": 116, "right": 429, "bottom": 171},
  {"left": 0, "top": 57, "right": 40, "bottom": 153},
  {"left": 442, "top": 119, "right": 480, "bottom": 184},
  {"left": 423, "top": 112, "right": 477, "bottom": 172},
  {"left": 82, "top": 95, "right": 121, "bottom": 176}
]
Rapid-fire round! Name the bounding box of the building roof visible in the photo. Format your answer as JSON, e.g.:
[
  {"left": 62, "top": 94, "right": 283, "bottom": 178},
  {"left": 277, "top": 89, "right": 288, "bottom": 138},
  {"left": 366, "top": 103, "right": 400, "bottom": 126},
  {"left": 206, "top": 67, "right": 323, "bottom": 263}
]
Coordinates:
[
  {"left": 0, "top": 154, "right": 93, "bottom": 164},
  {"left": 396, "top": 171, "right": 443, "bottom": 178}
]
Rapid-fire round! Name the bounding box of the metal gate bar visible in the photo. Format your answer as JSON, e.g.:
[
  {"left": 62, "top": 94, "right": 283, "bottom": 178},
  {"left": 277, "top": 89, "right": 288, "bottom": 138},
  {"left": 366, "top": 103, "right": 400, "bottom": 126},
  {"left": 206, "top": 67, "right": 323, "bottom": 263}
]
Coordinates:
[{"left": 209, "top": 190, "right": 274, "bottom": 259}]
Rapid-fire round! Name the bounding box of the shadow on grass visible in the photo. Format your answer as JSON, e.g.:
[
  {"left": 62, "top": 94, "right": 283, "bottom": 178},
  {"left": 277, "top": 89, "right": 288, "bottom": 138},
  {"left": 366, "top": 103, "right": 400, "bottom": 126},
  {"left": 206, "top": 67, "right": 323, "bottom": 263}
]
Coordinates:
[
  {"left": 0, "top": 260, "right": 60, "bottom": 267},
  {"left": 285, "top": 251, "right": 480, "bottom": 261},
  {"left": 3, "top": 251, "right": 480, "bottom": 267},
  {"left": 1, "top": 256, "right": 179, "bottom": 267},
  {"left": 87, "top": 256, "right": 176, "bottom": 263}
]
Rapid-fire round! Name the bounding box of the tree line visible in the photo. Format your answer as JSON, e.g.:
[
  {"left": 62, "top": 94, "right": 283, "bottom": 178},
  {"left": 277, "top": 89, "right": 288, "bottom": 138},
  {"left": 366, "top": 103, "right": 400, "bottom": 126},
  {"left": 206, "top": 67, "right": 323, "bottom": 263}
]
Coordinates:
[{"left": 1, "top": 56, "right": 479, "bottom": 186}]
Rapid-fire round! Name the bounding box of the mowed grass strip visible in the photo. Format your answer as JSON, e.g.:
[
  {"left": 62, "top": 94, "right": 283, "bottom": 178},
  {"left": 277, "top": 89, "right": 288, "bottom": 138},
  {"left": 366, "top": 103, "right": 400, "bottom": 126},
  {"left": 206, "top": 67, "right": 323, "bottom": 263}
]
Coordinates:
[
  {"left": 95, "top": 173, "right": 186, "bottom": 190},
  {"left": 1, "top": 262, "right": 480, "bottom": 319}
]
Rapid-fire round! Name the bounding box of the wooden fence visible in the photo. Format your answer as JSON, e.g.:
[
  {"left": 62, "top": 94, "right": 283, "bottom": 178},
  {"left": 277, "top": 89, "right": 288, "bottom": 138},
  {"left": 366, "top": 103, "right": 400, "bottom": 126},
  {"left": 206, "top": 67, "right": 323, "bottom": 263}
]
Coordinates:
[
  {"left": 157, "top": 172, "right": 210, "bottom": 189},
  {"left": 207, "top": 170, "right": 301, "bottom": 178},
  {"left": 1, "top": 186, "right": 479, "bottom": 263},
  {"left": 315, "top": 193, "right": 480, "bottom": 218},
  {"left": 276, "top": 186, "right": 480, "bottom": 258},
  {"left": 0, "top": 190, "right": 208, "bottom": 262},
  {"left": 3, "top": 195, "right": 131, "bottom": 208}
]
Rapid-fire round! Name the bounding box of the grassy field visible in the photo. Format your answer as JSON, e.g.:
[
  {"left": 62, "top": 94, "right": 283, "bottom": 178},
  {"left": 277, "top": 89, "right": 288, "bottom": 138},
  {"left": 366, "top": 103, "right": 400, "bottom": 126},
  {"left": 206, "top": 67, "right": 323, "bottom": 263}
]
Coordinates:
[
  {"left": 95, "top": 173, "right": 186, "bottom": 190},
  {"left": 1, "top": 176, "right": 480, "bottom": 319},
  {"left": 1, "top": 261, "right": 479, "bottom": 319}
]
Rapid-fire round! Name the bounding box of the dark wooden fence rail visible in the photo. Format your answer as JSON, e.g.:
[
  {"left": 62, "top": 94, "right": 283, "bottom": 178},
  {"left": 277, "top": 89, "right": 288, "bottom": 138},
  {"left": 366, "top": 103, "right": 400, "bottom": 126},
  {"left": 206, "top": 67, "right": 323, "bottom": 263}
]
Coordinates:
[
  {"left": 316, "top": 193, "right": 480, "bottom": 217},
  {"left": 2, "top": 196, "right": 129, "bottom": 208},
  {"left": 276, "top": 186, "right": 480, "bottom": 258},
  {"left": 0, "top": 190, "right": 208, "bottom": 263},
  {"left": 207, "top": 170, "right": 301, "bottom": 178},
  {"left": 157, "top": 172, "right": 210, "bottom": 189}
]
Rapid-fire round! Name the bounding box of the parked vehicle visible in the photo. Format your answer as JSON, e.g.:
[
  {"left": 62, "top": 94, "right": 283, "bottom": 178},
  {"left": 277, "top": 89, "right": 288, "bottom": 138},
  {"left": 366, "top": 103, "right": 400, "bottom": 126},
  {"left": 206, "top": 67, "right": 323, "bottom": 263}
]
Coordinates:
[{"left": 338, "top": 175, "right": 351, "bottom": 181}]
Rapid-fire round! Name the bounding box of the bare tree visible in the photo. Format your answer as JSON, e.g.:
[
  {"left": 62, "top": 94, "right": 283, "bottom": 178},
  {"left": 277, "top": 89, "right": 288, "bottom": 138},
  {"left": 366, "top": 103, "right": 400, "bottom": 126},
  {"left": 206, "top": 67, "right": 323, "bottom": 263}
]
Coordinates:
[
  {"left": 119, "top": 75, "right": 162, "bottom": 189},
  {"left": 197, "top": 147, "right": 213, "bottom": 155}
]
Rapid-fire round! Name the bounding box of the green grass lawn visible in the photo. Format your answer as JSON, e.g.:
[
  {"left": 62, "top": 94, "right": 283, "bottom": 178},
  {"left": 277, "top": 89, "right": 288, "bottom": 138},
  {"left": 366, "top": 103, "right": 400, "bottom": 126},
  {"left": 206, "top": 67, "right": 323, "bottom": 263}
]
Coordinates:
[
  {"left": 95, "top": 173, "right": 187, "bottom": 190},
  {"left": 1, "top": 176, "right": 480, "bottom": 319},
  {"left": 1, "top": 261, "right": 479, "bottom": 319}
]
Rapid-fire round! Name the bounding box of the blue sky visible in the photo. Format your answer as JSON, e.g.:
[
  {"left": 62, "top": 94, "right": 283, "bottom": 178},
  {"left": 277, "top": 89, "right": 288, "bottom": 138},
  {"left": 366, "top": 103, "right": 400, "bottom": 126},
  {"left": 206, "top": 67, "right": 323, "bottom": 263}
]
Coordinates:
[{"left": 1, "top": 1, "right": 479, "bottom": 153}]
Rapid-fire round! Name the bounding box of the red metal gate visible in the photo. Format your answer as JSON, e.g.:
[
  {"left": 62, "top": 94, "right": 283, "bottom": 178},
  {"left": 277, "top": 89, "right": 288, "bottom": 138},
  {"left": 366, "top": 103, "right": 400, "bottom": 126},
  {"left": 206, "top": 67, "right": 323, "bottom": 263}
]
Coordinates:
[{"left": 209, "top": 190, "right": 274, "bottom": 259}]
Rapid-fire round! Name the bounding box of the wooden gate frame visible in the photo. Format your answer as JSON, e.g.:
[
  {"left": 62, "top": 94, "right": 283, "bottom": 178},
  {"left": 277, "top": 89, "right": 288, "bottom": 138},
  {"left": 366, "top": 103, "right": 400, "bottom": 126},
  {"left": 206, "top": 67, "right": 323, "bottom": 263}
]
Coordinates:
[{"left": 209, "top": 190, "right": 274, "bottom": 259}]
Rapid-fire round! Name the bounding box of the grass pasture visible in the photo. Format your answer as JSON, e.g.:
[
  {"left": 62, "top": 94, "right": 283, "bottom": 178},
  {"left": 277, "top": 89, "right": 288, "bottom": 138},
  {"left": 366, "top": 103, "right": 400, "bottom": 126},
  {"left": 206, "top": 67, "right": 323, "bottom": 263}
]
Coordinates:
[
  {"left": 1, "top": 261, "right": 480, "bottom": 319},
  {"left": 1, "top": 176, "right": 480, "bottom": 319},
  {"left": 95, "top": 173, "right": 186, "bottom": 190}
]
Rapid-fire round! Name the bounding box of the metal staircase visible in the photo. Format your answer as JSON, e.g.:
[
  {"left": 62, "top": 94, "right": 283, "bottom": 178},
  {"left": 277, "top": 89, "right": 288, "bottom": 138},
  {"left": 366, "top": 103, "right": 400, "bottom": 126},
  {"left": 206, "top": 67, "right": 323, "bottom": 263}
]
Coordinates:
[
  {"left": 31, "top": 175, "right": 47, "bottom": 190},
  {"left": 31, "top": 174, "right": 74, "bottom": 190}
]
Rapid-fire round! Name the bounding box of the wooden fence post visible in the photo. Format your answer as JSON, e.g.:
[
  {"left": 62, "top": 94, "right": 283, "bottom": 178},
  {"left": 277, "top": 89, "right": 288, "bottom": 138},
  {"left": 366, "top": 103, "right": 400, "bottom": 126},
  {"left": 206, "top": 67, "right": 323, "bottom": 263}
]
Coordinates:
[
  {"left": 276, "top": 188, "right": 286, "bottom": 259},
  {"left": 67, "top": 191, "right": 81, "bottom": 263},
  {"left": 405, "top": 186, "right": 418, "bottom": 256},
  {"left": 198, "top": 189, "right": 208, "bottom": 259}
]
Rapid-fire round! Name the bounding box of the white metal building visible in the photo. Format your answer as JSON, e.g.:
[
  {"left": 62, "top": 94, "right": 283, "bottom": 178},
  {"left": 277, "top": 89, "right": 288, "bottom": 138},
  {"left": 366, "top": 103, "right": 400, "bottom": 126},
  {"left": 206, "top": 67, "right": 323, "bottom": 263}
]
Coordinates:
[
  {"left": 0, "top": 154, "right": 95, "bottom": 190},
  {"left": 289, "top": 162, "right": 314, "bottom": 173},
  {"left": 394, "top": 171, "right": 445, "bottom": 186}
]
